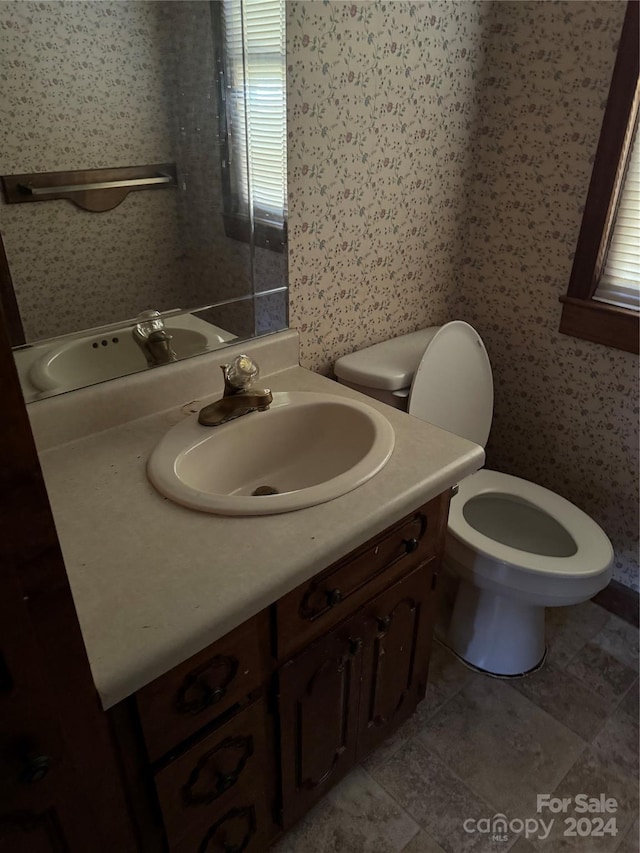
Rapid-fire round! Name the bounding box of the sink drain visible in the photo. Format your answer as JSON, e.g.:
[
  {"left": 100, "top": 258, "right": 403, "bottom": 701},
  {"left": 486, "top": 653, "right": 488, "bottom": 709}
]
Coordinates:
[{"left": 252, "top": 485, "right": 279, "bottom": 496}]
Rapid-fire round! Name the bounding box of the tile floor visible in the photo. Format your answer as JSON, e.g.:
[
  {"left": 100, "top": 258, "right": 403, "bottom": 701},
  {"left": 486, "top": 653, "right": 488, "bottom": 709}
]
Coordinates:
[{"left": 273, "top": 601, "right": 639, "bottom": 853}]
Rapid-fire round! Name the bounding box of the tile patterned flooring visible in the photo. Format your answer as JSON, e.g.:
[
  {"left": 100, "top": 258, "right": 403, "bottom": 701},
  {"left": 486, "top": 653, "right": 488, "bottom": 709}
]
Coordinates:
[{"left": 273, "top": 601, "right": 639, "bottom": 853}]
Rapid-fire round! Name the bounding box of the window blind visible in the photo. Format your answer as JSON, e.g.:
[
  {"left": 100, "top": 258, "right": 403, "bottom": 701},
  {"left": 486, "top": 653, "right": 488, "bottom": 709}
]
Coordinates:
[
  {"left": 594, "top": 121, "right": 640, "bottom": 311},
  {"left": 222, "top": 0, "right": 286, "bottom": 227}
]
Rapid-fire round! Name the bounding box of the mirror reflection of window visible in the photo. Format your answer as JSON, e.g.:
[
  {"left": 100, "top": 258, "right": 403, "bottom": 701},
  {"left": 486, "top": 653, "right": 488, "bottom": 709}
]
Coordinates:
[{"left": 219, "top": 0, "right": 287, "bottom": 240}]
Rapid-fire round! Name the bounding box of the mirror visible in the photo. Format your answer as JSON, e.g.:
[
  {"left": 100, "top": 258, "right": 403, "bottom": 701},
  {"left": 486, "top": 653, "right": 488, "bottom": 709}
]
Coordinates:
[{"left": 0, "top": 0, "right": 288, "bottom": 401}]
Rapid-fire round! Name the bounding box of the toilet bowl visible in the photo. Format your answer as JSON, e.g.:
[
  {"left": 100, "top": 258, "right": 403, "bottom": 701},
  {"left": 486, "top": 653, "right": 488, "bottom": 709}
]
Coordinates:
[{"left": 334, "top": 321, "right": 613, "bottom": 676}]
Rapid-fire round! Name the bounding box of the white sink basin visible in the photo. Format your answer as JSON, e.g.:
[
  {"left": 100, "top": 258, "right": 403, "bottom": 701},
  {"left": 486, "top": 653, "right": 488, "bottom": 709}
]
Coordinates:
[{"left": 147, "top": 392, "right": 395, "bottom": 515}]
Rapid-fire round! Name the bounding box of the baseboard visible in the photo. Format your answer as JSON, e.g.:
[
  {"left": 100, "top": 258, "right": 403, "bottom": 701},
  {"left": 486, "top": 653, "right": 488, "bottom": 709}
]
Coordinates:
[{"left": 592, "top": 579, "right": 639, "bottom": 627}]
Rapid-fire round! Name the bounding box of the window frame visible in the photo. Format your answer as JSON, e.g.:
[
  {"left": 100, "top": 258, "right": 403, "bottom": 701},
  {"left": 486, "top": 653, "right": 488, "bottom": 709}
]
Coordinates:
[{"left": 559, "top": 0, "right": 639, "bottom": 355}]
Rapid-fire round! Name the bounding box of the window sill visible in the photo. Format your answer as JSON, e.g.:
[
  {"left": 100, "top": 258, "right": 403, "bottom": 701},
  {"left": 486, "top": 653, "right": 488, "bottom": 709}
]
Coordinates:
[
  {"left": 223, "top": 214, "right": 287, "bottom": 253},
  {"left": 559, "top": 296, "right": 639, "bottom": 354}
]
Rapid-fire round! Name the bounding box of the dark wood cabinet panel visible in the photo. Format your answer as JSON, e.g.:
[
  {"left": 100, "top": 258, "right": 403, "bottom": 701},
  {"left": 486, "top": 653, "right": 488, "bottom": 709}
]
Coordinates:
[
  {"left": 137, "top": 611, "right": 272, "bottom": 762},
  {"left": 277, "top": 560, "right": 439, "bottom": 831},
  {"left": 276, "top": 495, "right": 446, "bottom": 660},
  {"left": 0, "top": 282, "right": 137, "bottom": 852},
  {"left": 278, "top": 616, "right": 365, "bottom": 829},
  {"left": 155, "top": 697, "right": 275, "bottom": 849},
  {"left": 171, "top": 783, "right": 273, "bottom": 853},
  {"left": 357, "top": 562, "right": 437, "bottom": 759},
  {"left": 0, "top": 810, "right": 69, "bottom": 853}
]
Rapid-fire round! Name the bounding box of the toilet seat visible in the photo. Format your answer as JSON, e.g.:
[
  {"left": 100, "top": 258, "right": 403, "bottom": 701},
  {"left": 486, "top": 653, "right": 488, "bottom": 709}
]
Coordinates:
[
  {"left": 446, "top": 469, "right": 613, "bottom": 609},
  {"left": 448, "top": 469, "right": 613, "bottom": 579}
]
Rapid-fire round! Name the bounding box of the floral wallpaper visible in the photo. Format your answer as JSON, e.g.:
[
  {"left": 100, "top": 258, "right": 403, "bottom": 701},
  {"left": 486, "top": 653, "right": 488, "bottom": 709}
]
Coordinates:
[
  {"left": 0, "top": 1, "right": 184, "bottom": 340},
  {"left": 287, "top": 0, "right": 484, "bottom": 374},
  {"left": 287, "top": 1, "right": 638, "bottom": 591},
  {"left": 458, "top": 1, "right": 638, "bottom": 592}
]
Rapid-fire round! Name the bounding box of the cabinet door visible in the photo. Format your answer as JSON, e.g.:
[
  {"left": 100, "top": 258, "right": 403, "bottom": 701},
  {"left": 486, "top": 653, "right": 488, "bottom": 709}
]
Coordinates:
[
  {"left": 357, "top": 561, "right": 437, "bottom": 759},
  {"left": 278, "top": 615, "right": 365, "bottom": 829}
]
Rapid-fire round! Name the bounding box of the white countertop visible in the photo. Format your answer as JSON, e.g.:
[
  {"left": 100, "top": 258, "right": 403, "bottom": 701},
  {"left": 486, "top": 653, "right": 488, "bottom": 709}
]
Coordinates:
[{"left": 34, "top": 332, "right": 484, "bottom": 709}]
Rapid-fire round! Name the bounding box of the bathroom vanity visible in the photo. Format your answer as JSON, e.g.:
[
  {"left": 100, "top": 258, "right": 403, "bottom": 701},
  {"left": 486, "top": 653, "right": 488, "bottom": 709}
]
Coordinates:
[
  {"left": 28, "top": 330, "right": 484, "bottom": 852},
  {"left": 114, "top": 494, "right": 446, "bottom": 851}
]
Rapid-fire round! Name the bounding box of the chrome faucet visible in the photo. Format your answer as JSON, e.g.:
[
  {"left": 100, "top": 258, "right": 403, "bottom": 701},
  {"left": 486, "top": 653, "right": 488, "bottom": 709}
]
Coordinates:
[
  {"left": 132, "top": 310, "right": 177, "bottom": 367},
  {"left": 198, "top": 355, "right": 273, "bottom": 427}
]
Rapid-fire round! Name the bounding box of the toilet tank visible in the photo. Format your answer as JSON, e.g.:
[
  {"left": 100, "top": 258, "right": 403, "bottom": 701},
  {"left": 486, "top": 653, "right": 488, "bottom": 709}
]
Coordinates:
[{"left": 334, "top": 327, "right": 440, "bottom": 409}]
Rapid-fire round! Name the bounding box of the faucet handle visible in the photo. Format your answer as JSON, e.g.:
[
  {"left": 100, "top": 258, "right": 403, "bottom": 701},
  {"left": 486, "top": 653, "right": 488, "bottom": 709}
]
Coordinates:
[
  {"left": 134, "top": 309, "right": 165, "bottom": 338},
  {"left": 224, "top": 355, "right": 260, "bottom": 392},
  {"left": 132, "top": 310, "right": 177, "bottom": 366}
]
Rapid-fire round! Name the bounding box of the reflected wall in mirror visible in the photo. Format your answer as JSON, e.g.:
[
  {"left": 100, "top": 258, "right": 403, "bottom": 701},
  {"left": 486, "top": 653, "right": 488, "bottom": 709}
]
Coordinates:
[{"left": 0, "top": 0, "right": 288, "bottom": 401}]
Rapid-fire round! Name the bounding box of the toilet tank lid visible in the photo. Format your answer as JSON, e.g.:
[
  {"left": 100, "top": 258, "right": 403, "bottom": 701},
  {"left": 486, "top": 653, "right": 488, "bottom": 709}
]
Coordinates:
[{"left": 334, "top": 327, "right": 440, "bottom": 391}]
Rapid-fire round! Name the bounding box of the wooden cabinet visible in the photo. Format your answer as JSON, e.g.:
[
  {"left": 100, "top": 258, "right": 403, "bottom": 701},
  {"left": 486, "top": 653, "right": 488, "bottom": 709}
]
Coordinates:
[
  {"left": 117, "top": 493, "right": 450, "bottom": 852},
  {"left": 278, "top": 561, "right": 437, "bottom": 829},
  {"left": 278, "top": 614, "right": 365, "bottom": 827},
  {"left": 137, "top": 612, "right": 271, "bottom": 763},
  {"left": 171, "top": 785, "right": 274, "bottom": 853},
  {"left": 275, "top": 496, "right": 441, "bottom": 660},
  {"left": 127, "top": 611, "right": 276, "bottom": 853},
  {"left": 357, "top": 561, "right": 437, "bottom": 758}
]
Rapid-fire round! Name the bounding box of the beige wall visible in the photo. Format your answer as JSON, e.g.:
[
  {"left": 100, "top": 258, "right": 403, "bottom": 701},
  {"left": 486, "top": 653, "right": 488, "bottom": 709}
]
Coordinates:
[{"left": 287, "top": 1, "right": 638, "bottom": 591}]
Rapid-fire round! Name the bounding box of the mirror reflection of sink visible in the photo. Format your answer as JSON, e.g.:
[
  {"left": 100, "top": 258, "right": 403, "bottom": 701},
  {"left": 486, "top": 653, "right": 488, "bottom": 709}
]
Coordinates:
[
  {"left": 30, "top": 327, "right": 207, "bottom": 392},
  {"left": 25, "top": 314, "right": 235, "bottom": 393},
  {"left": 147, "top": 392, "right": 395, "bottom": 516}
]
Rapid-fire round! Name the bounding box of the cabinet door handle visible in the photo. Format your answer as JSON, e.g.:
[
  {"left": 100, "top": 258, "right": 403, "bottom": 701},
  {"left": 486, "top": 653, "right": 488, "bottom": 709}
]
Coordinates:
[
  {"left": 376, "top": 615, "right": 392, "bottom": 633},
  {"left": 326, "top": 588, "right": 343, "bottom": 608},
  {"left": 348, "top": 637, "right": 363, "bottom": 656},
  {"left": 217, "top": 773, "right": 237, "bottom": 793},
  {"left": 182, "top": 735, "right": 254, "bottom": 807},
  {"left": 20, "top": 754, "right": 51, "bottom": 785},
  {"left": 403, "top": 537, "right": 419, "bottom": 554},
  {"left": 197, "top": 805, "right": 256, "bottom": 853},
  {"left": 174, "top": 655, "right": 238, "bottom": 715}
]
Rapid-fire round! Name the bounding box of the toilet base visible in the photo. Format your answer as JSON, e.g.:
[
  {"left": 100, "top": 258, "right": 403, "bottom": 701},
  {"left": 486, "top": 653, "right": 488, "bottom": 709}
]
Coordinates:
[{"left": 447, "top": 579, "right": 546, "bottom": 676}]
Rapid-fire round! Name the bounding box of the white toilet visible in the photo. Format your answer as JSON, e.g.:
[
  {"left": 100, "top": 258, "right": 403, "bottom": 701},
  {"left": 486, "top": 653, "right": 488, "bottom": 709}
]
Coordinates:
[{"left": 334, "top": 321, "right": 613, "bottom": 676}]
